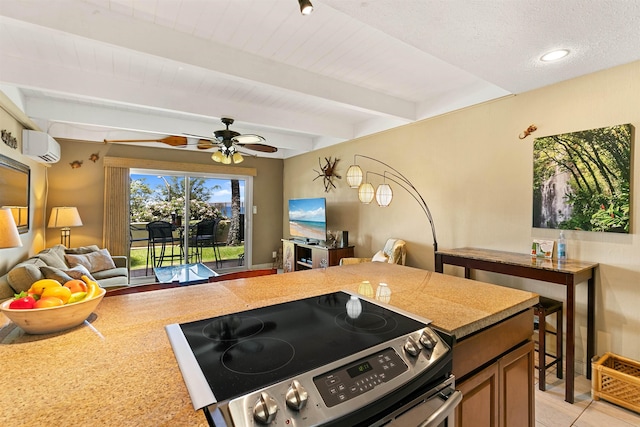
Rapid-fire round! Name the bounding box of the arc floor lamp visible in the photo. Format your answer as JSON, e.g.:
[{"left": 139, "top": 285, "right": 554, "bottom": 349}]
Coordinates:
[{"left": 346, "top": 155, "right": 438, "bottom": 265}]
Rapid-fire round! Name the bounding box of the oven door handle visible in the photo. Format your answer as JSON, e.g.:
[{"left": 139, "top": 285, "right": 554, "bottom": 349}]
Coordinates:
[{"left": 417, "top": 389, "right": 462, "bottom": 427}]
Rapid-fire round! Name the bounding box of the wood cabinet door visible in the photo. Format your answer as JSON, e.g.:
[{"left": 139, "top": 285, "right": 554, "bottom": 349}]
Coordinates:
[
  {"left": 456, "top": 340, "right": 535, "bottom": 427},
  {"left": 499, "top": 340, "right": 535, "bottom": 427},
  {"left": 455, "top": 361, "right": 499, "bottom": 427}
]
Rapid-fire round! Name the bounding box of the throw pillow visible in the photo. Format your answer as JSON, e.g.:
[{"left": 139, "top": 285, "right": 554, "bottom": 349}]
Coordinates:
[
  {"left": 65, "top": 248, "right": 116, "bottom": 273},
  {"left": 62, "top": 265, "right": 97, "bottom": 282},
  {"left": 65, "top": 245, "right": 100, "bottom": 255},
  {"left": 40, "top": 266, "right": 74, "bottom": 284},
  {"left": 371, "top": 250, "right": 389, "bottom": 263},
  {"left": 7, "top": 264, "right": 45, "bottom": 293},
  {"left": 36, "top": 252, "right": 68, "bottom": 270}
]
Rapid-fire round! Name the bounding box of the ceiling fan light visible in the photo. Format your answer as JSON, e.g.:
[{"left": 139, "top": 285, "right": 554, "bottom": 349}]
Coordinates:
[
  {"left": 299, "top": 0, "right": 313, "bottom": 15},
  {"left": 376, "top": 183, "right": 393, "bottom": 207},
  {"left": 358, "top": 182, "right": 375, "bottom": 204},
  {"left": 346, "top": 165, "right": 363, "bottom": 188},
  {"left": 221, "top": 154, "right": 232, "bottom": 165},
  {"left": 233, "top": 152, "right": 244, "bottom": 164},
  {"left": 211, "top": 150, "right": 225, "bottom": 163},
  {"left": 234, "top": 134, "right": 264, "bottom": 144}
]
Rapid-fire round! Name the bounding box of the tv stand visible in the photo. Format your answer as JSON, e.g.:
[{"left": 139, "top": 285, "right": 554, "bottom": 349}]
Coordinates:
[{"left": 282, "top": 240, "right": 354, "bottom": 272}]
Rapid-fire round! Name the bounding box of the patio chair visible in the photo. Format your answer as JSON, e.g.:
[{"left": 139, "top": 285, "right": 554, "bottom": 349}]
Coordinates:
[
  {"left": 146, "top": 221, "right": 182, "bottom": 274},
  {"left": 190, "top": 218, "right": 222, "bottom": 267}
]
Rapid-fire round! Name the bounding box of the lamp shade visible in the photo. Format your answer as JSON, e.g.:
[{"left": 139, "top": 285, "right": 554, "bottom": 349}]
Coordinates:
[
  {"left": 358, "top": 182, "right": 375, "bottom": 204},
  {"left": 376, "top": 183, "right": 393, "bottom": 207},
  {"left": 232, "top": 152, "right": 244, "bottom": 164},
  {"left": 346, "top": 165, "right": 363, "bottom": 188},
  {"left": 48, "top": 207, "right": 83, "bottom": 228},
  {"left": 211, "top": 151, "right": 225, "bottom": 163},
  {"left": 0, "top": 208, "right": 22, "bottom": 248}
]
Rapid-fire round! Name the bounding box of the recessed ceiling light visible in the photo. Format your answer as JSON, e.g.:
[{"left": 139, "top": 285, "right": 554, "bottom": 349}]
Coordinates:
[{"left": 540, "top": 49, "right": 570, "bottom": 62}]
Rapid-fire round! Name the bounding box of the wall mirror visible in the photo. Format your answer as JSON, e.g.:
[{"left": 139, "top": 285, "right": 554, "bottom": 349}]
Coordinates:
[{"left": 0, "top": 153, "right": 30, "bottom": 233}]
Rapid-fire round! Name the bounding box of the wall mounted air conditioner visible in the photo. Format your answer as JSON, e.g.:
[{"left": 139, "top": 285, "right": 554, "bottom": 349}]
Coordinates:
[{"left": 22, "top": 130, "right": 61, "bottom": 164}]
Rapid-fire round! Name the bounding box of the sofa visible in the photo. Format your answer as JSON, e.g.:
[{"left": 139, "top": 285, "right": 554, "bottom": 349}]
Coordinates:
[{"left": 0, "top": 244, "right": 128, "bottom": 301}]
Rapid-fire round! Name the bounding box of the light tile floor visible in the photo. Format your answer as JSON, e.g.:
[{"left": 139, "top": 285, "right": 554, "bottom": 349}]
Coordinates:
[{"left": 535, "top": 368, "right": 640, "bottom": 426}]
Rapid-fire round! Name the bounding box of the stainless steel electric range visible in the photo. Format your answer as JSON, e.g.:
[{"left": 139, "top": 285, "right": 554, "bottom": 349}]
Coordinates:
[{"left": 166, "top": 291, "right": 461, "bottom": 426}]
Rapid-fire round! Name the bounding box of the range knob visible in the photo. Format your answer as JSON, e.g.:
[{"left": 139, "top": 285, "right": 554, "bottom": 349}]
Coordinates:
[
  {"left": 253, "top": 392, "right": 278, "bottom": 424},
  {"left": 404, "top": 336, "right": 421, "bottom": 357},
  {"left": 419, "top": 331, "right": 435, "bottom": 349},
  {"left": 285, "top": 379, "right": 309, "bottom": 411}
]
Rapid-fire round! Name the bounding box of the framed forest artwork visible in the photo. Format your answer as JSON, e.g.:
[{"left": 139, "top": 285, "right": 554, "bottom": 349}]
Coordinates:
[{"left": 532, "top": 124, "right": 633, "bottom": 233}]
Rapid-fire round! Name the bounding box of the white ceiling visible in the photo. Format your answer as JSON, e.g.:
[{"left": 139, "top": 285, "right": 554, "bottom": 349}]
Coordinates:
[{"left": 1, "top": 0, "right": 639, "bottom": 159}]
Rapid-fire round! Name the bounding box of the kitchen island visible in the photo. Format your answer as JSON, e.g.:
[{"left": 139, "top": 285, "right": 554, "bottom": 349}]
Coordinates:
[{"left": 0, "top": 263, "right": 537, "bottom": 426}]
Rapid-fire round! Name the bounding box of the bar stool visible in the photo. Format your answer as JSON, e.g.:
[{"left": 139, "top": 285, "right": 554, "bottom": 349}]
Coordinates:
[{"left": 534, "top": 296, "right": 564, "bottom": 390}]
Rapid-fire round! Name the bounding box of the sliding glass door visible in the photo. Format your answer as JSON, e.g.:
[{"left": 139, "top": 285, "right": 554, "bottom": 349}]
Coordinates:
[{"left": 129, "top": 169, "right": 251, "bottom": 278}]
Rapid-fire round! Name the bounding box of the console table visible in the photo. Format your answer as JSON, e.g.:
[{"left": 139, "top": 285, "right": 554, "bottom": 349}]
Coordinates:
[{"left": 435, "top": 247, "right": 598, "bottom": 404}]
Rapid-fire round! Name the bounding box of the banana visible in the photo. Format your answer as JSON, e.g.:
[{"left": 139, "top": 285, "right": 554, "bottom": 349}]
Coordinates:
[
  {"left": 81, "top": 275, "right": 101, "bottom": 300},
  {"left": 68, "top": 291, "right": 88, "bottom": 304},
  {"left": 86, "top": 282, "right": 98, "bottom": 300}
]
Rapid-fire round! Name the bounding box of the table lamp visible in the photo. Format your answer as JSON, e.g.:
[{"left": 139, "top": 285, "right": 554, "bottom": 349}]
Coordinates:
[
  {"left": 0, "top": 207, "right": 23, "bottom": 248},
  {"left": 48, "top": 206, "right": 83, "bottom": 247}
]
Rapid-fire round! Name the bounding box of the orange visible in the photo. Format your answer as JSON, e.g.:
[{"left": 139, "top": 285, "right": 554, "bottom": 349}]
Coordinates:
[
  {"left": 64, "top": 279, "right": 88, "bottom": 294},
  {"left": 41, "top": 286, "right": 72, "bottom": 304},
  {"left": 34, "top": 296, "right": 64, "bottom": 308},
  {"left": 28, "top": 279, "right": 62, "bottom": 296}
]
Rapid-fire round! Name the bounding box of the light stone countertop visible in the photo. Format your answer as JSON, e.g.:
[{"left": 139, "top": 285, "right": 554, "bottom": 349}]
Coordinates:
[{"left": 0, "top": 263, "right": 537, "bottom": 426}]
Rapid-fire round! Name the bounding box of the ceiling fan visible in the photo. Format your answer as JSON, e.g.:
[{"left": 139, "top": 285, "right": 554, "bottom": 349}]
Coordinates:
[{"left": 104, "top": 118, "right": 277, "bottom": 164}]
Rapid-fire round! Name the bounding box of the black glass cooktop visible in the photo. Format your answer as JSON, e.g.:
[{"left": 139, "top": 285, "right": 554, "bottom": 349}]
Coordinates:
[{"left": 178, "top": 291, "right": 427, "bottom": 402}]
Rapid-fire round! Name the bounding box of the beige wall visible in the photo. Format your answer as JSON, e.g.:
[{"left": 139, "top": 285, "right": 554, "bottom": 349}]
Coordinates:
[
  {"left": 283, "top": 61, "right": 640, "bottom": 366},
  {"left": 0, "top": 106, "right": 48, "bottom": 270}
]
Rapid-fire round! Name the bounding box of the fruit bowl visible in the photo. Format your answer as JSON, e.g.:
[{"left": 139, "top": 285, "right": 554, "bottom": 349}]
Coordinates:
[{"left": 0, "top": 287, "right": 106, "bottom": 334}]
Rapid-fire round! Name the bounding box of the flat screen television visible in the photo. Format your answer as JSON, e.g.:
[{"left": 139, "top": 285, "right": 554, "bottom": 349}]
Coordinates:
[{"left": 288, "top": 197, "right": 327, "bottom": 242}]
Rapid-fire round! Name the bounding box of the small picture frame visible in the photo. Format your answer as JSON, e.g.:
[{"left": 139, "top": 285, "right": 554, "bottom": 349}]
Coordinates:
[{"left": 531, "top": 239, "right": 554, "bottom": 259}]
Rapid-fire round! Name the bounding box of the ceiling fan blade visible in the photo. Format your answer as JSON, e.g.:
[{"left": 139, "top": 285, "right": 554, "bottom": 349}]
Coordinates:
[
  {"left": 184, "top": 133, "right": 213, "bottom": 139},
  {"left": 197, "top": 139, "right": 215, "bottom": 150},
  {"left": 236, "top": 143, "right": 278, "bottom": 153},
  {"left": 104, "top": 136, "right": 188, "bottom": 147},
  {"left": 156, "top": 136, "right": 189, "bottom": 146}
]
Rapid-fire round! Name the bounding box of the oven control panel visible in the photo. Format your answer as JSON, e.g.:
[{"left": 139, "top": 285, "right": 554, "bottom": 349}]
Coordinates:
[
  {"left": 223, "top": 325, "right": 451, "bottom": 426},
  {"left": 313, "top": 348, "right": 407, "bottom": 407}
]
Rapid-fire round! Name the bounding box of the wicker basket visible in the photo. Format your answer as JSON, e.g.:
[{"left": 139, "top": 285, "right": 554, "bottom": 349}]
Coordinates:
[{"left": 592, "top": 352, "right": 640, "bottom": 413}]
